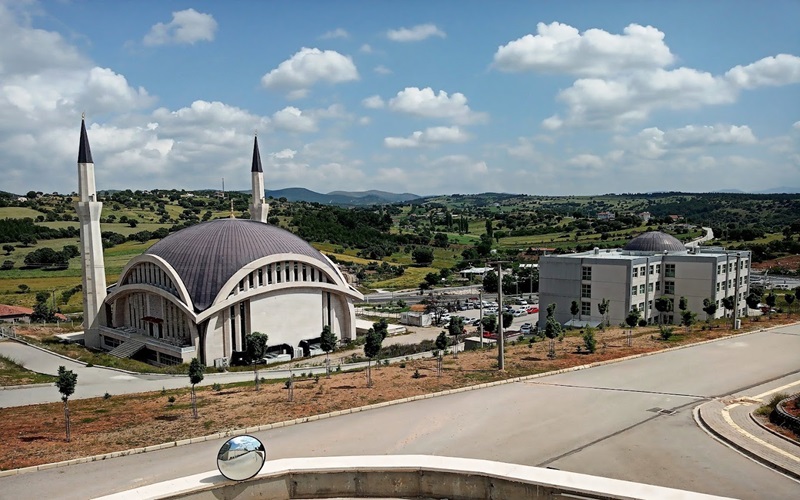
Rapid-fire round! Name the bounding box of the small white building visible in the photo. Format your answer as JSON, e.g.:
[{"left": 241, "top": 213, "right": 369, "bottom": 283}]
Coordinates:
[{"left": 538, "top": 232, "right": 750, "bottom": 329}]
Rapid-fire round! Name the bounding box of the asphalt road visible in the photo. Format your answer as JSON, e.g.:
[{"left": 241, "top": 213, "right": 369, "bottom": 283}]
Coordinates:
[{"left": 1, "top": 323, "right": 799, "bottom": 499}]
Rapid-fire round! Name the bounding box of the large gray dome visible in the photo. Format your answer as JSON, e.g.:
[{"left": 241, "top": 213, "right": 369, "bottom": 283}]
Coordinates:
[
  {"left": 145, "top": 219, "right": 334, "bottom": 311},
  {"left": 622, "top": 231, "right": 686, "bottom": 253}
]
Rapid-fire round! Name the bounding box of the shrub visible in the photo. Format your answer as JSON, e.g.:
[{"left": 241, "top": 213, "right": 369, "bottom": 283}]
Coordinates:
[
  {"left": 659, "top": 326, "right": 673, "bottom": 341},
  {"left": 167, "top": 395, "right": 176, "bottom": 405},
  {"left": 103, "top": 392, "right": 111, "bottom": 400},
  {"left": 638, "top": 319, "right": 647, "bottom": 327},
  {"left": 582, "top": 328, "right": 597, "bottom": 353},
  {"left": 399, "top": 362, "right": 406, "bottom": 368},
  {"left": 85, "top": 362, "right": 93, "bottom": 368},
  {"left": 212, "top": 383, "right": 221, "bottom": 391},
  {"left": 412, "top": 369, "right": 421, "bottom": 379},
  {"left": 755, "top": 392, "right": 789, "bottom": 416}
]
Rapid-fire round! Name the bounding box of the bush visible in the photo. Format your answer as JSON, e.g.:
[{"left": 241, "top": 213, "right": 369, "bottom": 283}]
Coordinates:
[
  {"left": 755, "top": 392, "right": 789, "bottom": 416},
  {"left": 659, "top": 326, "right": 673, "bottom": 341},
  {"left": 167, "top": 395, "right": 176, "bottom": 405},
  {"left": 412, "top": 369, "right": 421, "bottom": 379},
  {"left": 582, "top": 328, "right": 597, "bottom": 353},
  {"left": 638, "top": 319, "right": 647, "bottom": 327},
  {"left": 103, "top": 392, "right": 111, "bottom": 400},
  {"left": 212, "top": 383, "right": 221, "bottom": 391},
  {"left": 399, "top": 362, "right": 406, "bottom": 368}
]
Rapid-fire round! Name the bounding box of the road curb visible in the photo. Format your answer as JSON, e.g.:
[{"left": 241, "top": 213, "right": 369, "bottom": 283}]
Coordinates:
[
  {"left": 0, "top": 321, "right": 795, "bottom": 478},
  {"left": 694, "top": 402, "right": 800, "bottom": 481}
]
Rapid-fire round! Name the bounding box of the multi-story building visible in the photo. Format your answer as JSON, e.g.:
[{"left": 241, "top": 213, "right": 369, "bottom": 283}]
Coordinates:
[{"left": 538, "top": 232, "right": 750, "bottom": 329}]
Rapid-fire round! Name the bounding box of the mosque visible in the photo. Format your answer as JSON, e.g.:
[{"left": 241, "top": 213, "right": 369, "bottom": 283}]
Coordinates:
[{"left": 75, "top": 118, "right": 363, "bottom": 367}]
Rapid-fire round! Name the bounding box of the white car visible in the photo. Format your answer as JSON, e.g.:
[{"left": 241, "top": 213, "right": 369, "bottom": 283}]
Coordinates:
[{"left": 263, "top": 353, "right": 291, "bottom": 364}]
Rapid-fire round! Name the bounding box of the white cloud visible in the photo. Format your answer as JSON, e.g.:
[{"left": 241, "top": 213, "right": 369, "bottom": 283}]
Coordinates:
[
  {"left": 143, "top": 8, "right": 217, "bottom": 46},
  {"left": 261, "top": 47, "right": 359, "bottom": 95},
  {"left": 271, "top": 106, "right": 317, "bottom": 133},
  {"left": 622, "top": 124, "right": 757, "bottom": 159},
  {"left": 320, "top": 28, "right": 349, "bottom": 39},
  {"left": 359, "top": 44, "right": 373, "bottom": 53},
  {"left": 546, "top": 67, "right": 737, "bottom": 129},
  {"left": 387, "top": 23, "right": 446, "bottom": 42},
  {"left": 361, "top": 95, "right": 385, "bottom": 109},
  {"left": 567, "top": 154, "right": 604, "bottom": 169},
  {"left": 374, "top": 64, "right": 392, "bottom": 75},
  {"left": 725, "top": 54, "right": 800, "bottom": 89},
  {"left": 388, "top": 87, "right": 486, "bottom": 124},
  {"left": 494, "top": 22, "right": 674, "bottom": 77},
  {"left": 271, "top": 148, "right": 297, "bottom": 160},
  {"left": 384, "top": 126, "right": 469, "bottom": 148}
]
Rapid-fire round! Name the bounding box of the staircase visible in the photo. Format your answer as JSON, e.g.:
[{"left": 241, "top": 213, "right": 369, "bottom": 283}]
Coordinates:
[{"left": 108, "top": 339, "right": 145, "bottom": 359}]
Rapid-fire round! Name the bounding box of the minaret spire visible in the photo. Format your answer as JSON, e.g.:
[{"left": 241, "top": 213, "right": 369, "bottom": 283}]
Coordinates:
[
  {"left": 249, "top": 134, "right": 269, "bottom": 223},
  {"left": 75, "top": 115, "right": 108, "bottom": 349}
]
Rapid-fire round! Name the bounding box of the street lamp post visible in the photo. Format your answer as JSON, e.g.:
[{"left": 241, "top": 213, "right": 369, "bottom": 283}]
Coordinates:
[{"left": 489, "top": 260, "right": 508, "bottom": 371}]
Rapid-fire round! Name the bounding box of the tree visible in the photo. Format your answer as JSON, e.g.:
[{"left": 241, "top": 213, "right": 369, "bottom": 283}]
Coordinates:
[
  {"left": 766, "top": 292, "right": 777, "bottom": 318},
  {"left": 681, "top": 309, "right": 696, "bottom": 332},
  {"left": 245, "top": 332, "right": 269, "bottom": 390},
  {"left": 625, "top": 309, "right": 641, "bottom": 329},
  {"left": 570, "top": 300, "right": 579, "bottom": 325},
  {"left": 702, "top": 298, "right": 717, "bottom": 322},
  {"left": 373, "top": 318, "right": 389, "bottom": 340},
  {"left": 435, "top": 331, "right": 449, "bottom": 376},
  {"left": 721, "top": 296, "right": 736, "bottom": 324},
  {"left": 654, "top": 297, "right": 672, "bottom": 324},
  {"left": 19, "top": 234, "right": 36, "bottom": 246},
  {"left": 447, "top": 316, "right": 465, "bottom": 358},
  {"left": 411, "top": 246, "right": 434, "bottom": 265},
  {"left": 582, "top": 326, "right": 597, "bottom": 354},
  {"left": 784, "top": 294, "right": 795, "bottom": 315},
  {"left": 482, "top": 270, "right": 498, "bottom": 293},
  {"left": 17, "top": 283, "right": 29, "bottom": 294},
  {"left": 56, "top": 366, "right": 77, "bottom": 442},
  {"left": 188, "top": 358, "right": 204, "bottom": 419},
  {"left": 320, "top": 325, "right": 337, "bottom": 378},
  {"left": 501, "top": 311, "right": 514, "bottom": 330},
  {"left": 544, "top": 304, "right": 561, "bottom": 358},
  {"left": 432, "top": 232, "right": 449, "bottom": 247},
  {"left": 481, "top": 314, "right": 497, "bottom": 334},
  {"left": 678, "top": 296, "right": 688, "bottom": 313},
  {"left": 746, "top": 292, "right": 762, "bottom": 317},
  {"left": 2, "top": 244, "right": 13, "bottom": 255},
  {"left": 485, "top": 219, "right": 493, "bottom": 239},
  {"left": 364, "top": 327, "right": 383, "bottom": 387},
  {"left": 597, "top": 298, "right": 610, "bottom": 328},
  {"left": 424, "top": 272, "right": 440, "bottom": 287}
]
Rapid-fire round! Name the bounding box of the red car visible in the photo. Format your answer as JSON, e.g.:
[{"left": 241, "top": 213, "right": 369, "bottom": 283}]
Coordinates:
[{"left": 526, "top": 306, "right": 539, "bottom": 314}]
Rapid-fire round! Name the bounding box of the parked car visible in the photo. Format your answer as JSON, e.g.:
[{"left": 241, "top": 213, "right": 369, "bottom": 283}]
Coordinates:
[
  {"left": 526, "top": 306, "right": 539, "bottom": 314},
  {"left": 263, "top": 353, "right": 291, "bottom": 365},
  {"left": 513, "top": 309, "right": 527, "bottom": 317},
  {"left": 518, "top": 300, "right": 528, "bottom": 306},
  {"left": 520, "top": 322, "right": 532, "bottom": 334}
]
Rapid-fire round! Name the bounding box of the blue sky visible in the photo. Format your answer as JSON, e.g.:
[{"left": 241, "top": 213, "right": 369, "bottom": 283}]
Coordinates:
[{"left": 1, "top": 0, "right": 798, "bottom": 196}]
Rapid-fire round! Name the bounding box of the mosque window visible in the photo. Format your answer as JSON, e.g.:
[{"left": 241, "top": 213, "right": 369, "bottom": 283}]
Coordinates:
[{"left": 258, "top": 268, "right": 263, "bottom": 286}]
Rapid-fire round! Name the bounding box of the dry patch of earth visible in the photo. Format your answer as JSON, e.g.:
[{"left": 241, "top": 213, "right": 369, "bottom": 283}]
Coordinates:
[{"left": 0, "top": 316, "right": 794, "bottom": 471}]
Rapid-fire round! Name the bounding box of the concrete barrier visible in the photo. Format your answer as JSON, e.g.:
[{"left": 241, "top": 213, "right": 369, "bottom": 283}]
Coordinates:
[{"left": 95, "top": 455, "right": 732, "bottom": 500}]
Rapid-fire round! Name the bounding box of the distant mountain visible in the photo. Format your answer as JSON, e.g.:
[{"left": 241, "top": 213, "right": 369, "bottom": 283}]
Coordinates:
[
  {"left": 759, "top": 187, "right": 800, "bottom": 194},
  {"left": 265, "top": 187, "right": 420, "bottom": 205}
]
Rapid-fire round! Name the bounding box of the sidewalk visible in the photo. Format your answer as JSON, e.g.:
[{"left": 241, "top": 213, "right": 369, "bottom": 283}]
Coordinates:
[{"left": 696, "top": 377, "right": 800, "bottom": 480}]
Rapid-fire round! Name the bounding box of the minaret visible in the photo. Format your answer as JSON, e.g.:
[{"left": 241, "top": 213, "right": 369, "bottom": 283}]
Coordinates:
[
  {"left": 74, "top": 116, "right": 107, "bottom": 348},
  {"left": 249, "top": 134, "right": 269, "bottom": 223}
]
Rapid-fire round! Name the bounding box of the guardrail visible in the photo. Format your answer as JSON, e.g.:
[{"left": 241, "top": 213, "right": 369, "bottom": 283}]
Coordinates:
[{"left": 773, "top": 394, "right": 800, "bottom": 435}]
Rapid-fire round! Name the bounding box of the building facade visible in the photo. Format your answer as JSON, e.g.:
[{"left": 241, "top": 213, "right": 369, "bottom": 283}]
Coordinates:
[
  {"left": 76, "top": 120, "right": 362, "bottom": 367},
  {"left": 538, "top": 232, "right": 750, "bottom": 329}
]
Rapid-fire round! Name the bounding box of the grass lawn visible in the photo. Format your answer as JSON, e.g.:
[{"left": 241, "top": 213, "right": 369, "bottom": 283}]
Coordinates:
[
  {"left": 0, "top": 207, "right": 44, "bottom": 219},
  {"left": 0, "top": 354, "right": 57, "bottom": 386}
]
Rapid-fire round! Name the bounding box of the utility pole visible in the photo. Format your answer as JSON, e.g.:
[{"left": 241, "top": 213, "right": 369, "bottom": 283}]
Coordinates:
[
  {"left": 479, "top": 289, "right": 484, "bottom": 348},
  {"left": 489, "top": 261, "right": 509, "bottom": 371}
]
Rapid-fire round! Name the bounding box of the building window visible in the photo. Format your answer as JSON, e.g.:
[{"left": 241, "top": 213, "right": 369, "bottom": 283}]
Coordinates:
[
  {"left": 665, "top": 264, "right": 675, "bottom": 278},
  {"left": 649, "top": 265, "right": 654, "bottom": 275},
  {"left": 656, "top": 264, "right": 661, "bottom": 274},
  {"left": 648, "top": 283, "right": 653, "bottom": 292},
  {"left": 582, "top": 266, "right": 592, "bottom": 280},
  {"left": 238, "top": 280, "right": 244, "bottom": 292},
  {"left": 258, "top": 268, "right": 264, "bottom": 286},
  {"left": 632, "top": 267, "right": 638, "bottom": 278},
  {"left": 631, "top": 286, "right": 637, "bottom": 296},
  {"left": 664, "top": 281, "right": 675, "bottom": 295},
  {"left": 248, "top": 273, "right": 254, "bottom": 289},
  {"left": 581, "top": 283, "right": 591, "bottom": 298},
  {"left": 640, "top": 266, "right": 646, "bottom": 275},
  {"left": 267, "top": 264, "right": 273, "bottom": 284},
  {"left": 648, "top": 300, "right": 653, "bottom": 310},
  {"left": 581, "top": 301, "right": 591, "bottom": 316},
  {"left": 717, "top": 264, "right": 722, "bottom": 274},
  {"left": 639, "top": 284, "right": 646, "bottom": 294},
  {"left": 639, "top": 302, "right": 645, "bottom": 311},
  {"left": 716, "top": 282, "right": 720, "bottom": 292}
]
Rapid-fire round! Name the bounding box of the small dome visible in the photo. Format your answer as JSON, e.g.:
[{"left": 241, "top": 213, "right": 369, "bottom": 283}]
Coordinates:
[
  {"left": 145, "top": 219, "right": 335, "bottom": 311},
  {"left": 622, "top": 231, "right": 686, "bottom": 253}
]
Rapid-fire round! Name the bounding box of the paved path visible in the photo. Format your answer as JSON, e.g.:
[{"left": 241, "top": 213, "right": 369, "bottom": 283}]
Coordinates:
[
  {"left": 697, "top": 365, "right": 800, "bottom": 479},
  {"left": 1, "top": 323, "right": 799, "bottom": 499},
  {"left": 685, "top": 226, "right": 714, "bottom": 248}
]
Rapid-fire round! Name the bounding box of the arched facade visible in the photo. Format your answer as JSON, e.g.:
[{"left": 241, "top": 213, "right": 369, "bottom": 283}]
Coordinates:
[{"left": 100, "top": 220, "right": 363, "bottom": 367}]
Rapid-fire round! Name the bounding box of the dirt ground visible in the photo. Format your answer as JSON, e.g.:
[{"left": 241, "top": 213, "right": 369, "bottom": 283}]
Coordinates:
[
  {"left": 0, "top": 316, "right": 795, "bottom": 471},
  {"left": 751, "top": 255, "right": 800, "bottom": 271}
]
